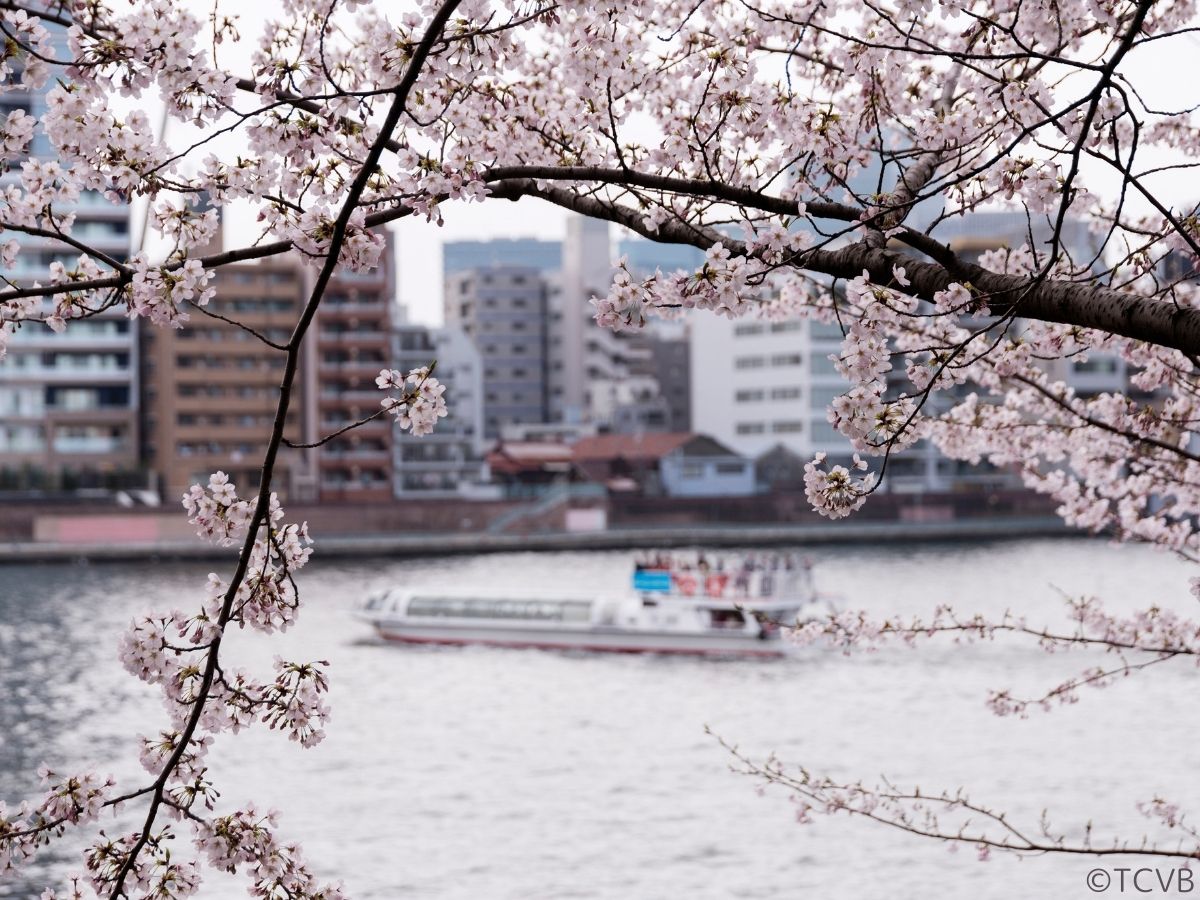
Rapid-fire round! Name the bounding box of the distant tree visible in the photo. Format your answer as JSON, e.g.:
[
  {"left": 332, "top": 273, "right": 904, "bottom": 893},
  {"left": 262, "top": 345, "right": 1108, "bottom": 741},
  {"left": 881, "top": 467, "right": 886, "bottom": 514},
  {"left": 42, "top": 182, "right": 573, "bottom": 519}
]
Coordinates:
[{"left": 2, "top": 0, "right": 1200, "bottom": 894}]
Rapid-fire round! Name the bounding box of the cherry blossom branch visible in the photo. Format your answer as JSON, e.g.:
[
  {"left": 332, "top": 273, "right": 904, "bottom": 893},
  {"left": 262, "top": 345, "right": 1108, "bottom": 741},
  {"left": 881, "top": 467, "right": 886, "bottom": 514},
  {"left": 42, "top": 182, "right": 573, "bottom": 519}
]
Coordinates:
[
  {"left": 791, "top": 596, "right": 1200, "bottom": 718},
  {"left": 712, "top": 732, "right": 1200, "bottom": 860},
  {"left": 100, "top": 2, "right": 465, "bottom": 894},
  {"left": 501, "top": 178, "right": 1200, "bottom": 355}
]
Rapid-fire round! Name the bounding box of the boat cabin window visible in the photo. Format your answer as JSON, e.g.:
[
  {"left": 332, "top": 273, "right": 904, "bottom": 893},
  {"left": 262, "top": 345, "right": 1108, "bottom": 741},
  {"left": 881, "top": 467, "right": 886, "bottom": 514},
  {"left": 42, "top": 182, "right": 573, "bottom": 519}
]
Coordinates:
[
  {"left": 407, "top": 597, "right": 591, "bottom": 622},
  {"left": 709, "top": 609, "right": 747, "bottom": 629}
]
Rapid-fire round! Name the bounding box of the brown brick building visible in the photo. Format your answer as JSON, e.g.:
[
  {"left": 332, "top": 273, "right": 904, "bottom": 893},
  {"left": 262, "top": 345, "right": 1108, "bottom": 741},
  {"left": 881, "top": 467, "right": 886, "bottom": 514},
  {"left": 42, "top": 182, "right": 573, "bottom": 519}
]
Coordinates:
[
  {"left": 140, "top": 246, "right": 313, "bottom": 503},
  {"left": 302, "top": 233, "right": 396, "bottom": 502},
  {"left": 142, "top": 219, "right": 399, "bottom": 505}
]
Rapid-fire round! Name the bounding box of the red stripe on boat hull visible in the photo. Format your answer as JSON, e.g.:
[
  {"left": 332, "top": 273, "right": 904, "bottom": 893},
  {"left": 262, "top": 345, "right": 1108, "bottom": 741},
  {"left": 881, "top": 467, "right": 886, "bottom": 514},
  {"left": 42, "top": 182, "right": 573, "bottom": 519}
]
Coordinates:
[{"left": 376, "top": 630, "right": 785, "bottom": 658}]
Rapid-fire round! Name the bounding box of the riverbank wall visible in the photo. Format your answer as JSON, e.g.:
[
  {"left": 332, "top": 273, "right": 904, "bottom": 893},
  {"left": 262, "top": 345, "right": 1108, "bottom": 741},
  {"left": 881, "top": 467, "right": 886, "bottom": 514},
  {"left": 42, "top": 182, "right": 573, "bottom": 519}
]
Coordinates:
[
  {"left": 0, "top": 514, "right": 1075, "bottom": 564},
  {"left": 0, "top": 488, "right": 1075, "bottom": 563}
]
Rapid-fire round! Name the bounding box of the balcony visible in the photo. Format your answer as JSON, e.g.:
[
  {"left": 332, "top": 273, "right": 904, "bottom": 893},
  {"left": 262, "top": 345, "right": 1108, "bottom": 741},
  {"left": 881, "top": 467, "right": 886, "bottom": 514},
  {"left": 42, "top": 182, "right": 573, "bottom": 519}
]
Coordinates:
[
  {"left": 317, "top": 330, "right": 388, "bottom": 344},
  {"left": 0, "top": 366, "right": 131, "bottom": 384},
  {"left": 0, "top": 440, "right": 47, "bottom": 454},
  {"left": 52, "top": 436, "right": 128, "bottom": 454},
  {"left": 320, "top": 359, "right": 389, "bottom": 371},
  {"left": 320, "top": 448, "right": 391, "bottom": 460},
  {"left": 318, "top": 390, "right": 387, "bottom": 403}
]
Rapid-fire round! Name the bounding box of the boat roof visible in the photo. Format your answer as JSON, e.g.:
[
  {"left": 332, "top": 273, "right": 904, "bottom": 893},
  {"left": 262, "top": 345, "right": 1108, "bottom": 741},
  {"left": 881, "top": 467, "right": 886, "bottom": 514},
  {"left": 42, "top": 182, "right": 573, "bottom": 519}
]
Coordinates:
[{"left": 374, "top": 589, "right": 811, "bottom": 611}]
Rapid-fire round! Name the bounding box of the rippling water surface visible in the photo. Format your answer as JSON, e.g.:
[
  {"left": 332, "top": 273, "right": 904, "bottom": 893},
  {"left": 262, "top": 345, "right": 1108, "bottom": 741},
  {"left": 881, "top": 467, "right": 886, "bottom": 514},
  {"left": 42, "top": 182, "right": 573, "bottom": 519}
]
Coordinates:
[{"left": 1, "top": 538, "right": 1196, "bottom": 898}]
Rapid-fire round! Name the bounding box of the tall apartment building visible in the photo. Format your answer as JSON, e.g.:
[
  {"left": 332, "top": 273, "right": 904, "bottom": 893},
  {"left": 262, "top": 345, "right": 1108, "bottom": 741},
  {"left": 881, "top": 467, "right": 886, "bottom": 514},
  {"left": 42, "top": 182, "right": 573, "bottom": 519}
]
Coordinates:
[
  {"left": 304, "top": 233, "right": 397, "bottom": 502},
  {"left": 442, "top": 223, "right": 703, "bottom": 434},
  {"left": 444, "top": 266, "right": 549, "bottom": 440},
  {"left": 391, "top": 317, "right": 487, "bottom": 495},
  {"left": 140, "top": 232, "right": 310, "bottom": 502},
  {"left": 0, "top": 22, "right": 138, "bottom": 491},
  {"left": 551, "top": 217, "right": 613, "bottom": 423}
]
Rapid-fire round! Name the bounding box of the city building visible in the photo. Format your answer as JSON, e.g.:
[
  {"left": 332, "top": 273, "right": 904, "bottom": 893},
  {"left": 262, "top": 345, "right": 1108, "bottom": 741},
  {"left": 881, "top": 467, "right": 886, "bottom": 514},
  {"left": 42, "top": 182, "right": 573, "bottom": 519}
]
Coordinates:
[
  {"left": 691, "top": 308, "right": 1024, "bottom": 492},
  {"left": 304, "top": 233, "right": 397, "bottom": 501},
  {"left": 550, "top": 216, "right": 615, "bottom": 423},
  {"left": 931, "top": 211, "right": 1128, "bottom": 399},
  {"left": 140, "top": 220, "right": 310, "bottom": 502},
  {"left": 625, "top": 326, "right": 691, "bottom": 433},
  {"left": 391, "top": 317, "right": 488, "bottom": 496},
  {"left": 591, "top": 371, "right": 672, "bottom": 434},
  {"left": 443, "top": 265, "right": 550, "bottom": 440},
  {"left": 444, "top": 223, "right": 698, "bottom": 435},
  {"left": 443, "top": 237, "right": 561, "bottom": 276},
  {"left": 691, "top": 210, "right": 1125, "bottom": 493},
  {"left": 616, "top": 238, "right": 705, "bottom": 278},
  {"left": 0, "top": 21, "right": 138, "bottom": 491},
  {"left": 690, "top": 314, "right": 815, "bottom": 458}
]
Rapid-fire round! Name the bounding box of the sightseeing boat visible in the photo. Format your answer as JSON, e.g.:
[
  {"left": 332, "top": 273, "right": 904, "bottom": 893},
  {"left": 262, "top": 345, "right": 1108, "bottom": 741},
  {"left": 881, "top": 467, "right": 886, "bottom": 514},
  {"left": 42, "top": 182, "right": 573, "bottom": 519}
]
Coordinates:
[{"left": 356, "top": 553, "right": 835, "bottom": 658}]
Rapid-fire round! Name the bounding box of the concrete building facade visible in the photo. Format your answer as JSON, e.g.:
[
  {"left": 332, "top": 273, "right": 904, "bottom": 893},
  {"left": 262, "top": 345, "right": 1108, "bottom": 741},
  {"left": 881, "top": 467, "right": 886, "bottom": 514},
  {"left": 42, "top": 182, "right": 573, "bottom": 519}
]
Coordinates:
[
  {"left": 444, "top": 266, "right": 549, "bottom": 440},
  {"left": 305, "top": 236, "right": 397, "bottom": 502},
  {"left": 391, "top": 319, "right": 488, "bottom": 496},
  {"left": 141, "top": 248, "right": 309, "bottom": 501},
  {"left": 0, "top": 23, "right": 138, "bottom": 490},
  {"left": 442, "top": 223, "right": 700, "bottom": 436},
  {"left": 443, "top": 238, "right": 561, "bottom": 276}
]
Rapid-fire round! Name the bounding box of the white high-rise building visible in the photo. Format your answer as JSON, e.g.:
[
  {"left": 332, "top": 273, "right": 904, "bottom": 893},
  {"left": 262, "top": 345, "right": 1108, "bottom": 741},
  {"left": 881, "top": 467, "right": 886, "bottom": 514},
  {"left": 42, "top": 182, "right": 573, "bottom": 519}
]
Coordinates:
[
  {"left": 692, "top": 209, "right": 1119, "bottom": 492},
  {"left": 690, "top": 310, "right": 1021, "bottom": 492},
  {"left": 691, "top": 314, "right": 843, "bottom": 457},
  {"left": 391, "top": 316, "right": 488, "bottom": 496},
  {"left": 550, "top": 216, "right": 620, "bottom": 424},
  {"left": 0, "top": 22, "right": 137, "bottom": 490}
]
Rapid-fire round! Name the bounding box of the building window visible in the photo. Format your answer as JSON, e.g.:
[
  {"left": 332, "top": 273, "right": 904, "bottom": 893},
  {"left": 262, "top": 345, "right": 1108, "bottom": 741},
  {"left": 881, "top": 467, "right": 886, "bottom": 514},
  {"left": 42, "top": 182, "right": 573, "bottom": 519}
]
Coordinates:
[
  {"left": 734, "top": 389, "right": 764, "bottom": 403},
  {"left": 810, "top": 419, "right": 843, "bottom": 442},
  {"left": 734, "top": 356, "right": 764, "bottom": 370},
  {"left": 770, "top": 353, "right": 803, "bottom": 367},
  {"left": 735, "top": 423, "right": 765, "bottom": 435},
  {"left": 811, "top": 354, "right": 840, "bottom": 375},
  {"left": 772, "top": 421, "right": 805, "bottom": 433},
  {"left": 1073, "top": 357, "right": 1119, "bottom": 375},
  {"left": 810, "top": 320, "right": 846, "bottom": 340},
  {"left": 809, "top": 385, "right": 842, "bottom": 408}
]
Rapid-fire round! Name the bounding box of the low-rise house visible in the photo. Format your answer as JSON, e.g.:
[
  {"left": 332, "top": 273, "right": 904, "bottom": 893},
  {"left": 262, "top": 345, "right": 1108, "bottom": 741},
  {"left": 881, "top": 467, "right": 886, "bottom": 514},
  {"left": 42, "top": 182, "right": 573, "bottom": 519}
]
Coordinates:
[
  {"left": 572, "top": 433, "right": 755, "bottom": 497},
  {"left": 485, "top": 440, "right": 577, "bottom": 497}
]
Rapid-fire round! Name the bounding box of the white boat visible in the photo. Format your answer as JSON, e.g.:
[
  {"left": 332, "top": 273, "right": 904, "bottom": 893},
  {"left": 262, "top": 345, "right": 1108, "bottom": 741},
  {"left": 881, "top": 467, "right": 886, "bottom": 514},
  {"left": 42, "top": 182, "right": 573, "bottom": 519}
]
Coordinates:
[{"left": 357, "top": 553, "right": 836, "bottom": 658}]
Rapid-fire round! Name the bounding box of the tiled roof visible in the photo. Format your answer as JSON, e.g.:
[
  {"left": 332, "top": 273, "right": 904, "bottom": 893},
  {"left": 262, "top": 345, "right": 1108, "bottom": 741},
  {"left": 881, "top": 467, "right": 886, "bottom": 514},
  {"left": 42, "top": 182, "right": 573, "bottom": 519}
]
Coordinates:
[{"left": 571, "top": 433, "right": 696, "bottom": 462}]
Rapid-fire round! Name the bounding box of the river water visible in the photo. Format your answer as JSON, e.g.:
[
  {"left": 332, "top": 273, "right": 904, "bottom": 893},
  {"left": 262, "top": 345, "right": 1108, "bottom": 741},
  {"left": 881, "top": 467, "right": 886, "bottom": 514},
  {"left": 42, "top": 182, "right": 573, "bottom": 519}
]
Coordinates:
[{"left": 1, "top": 538, "right": 1197, "bottom": 899}]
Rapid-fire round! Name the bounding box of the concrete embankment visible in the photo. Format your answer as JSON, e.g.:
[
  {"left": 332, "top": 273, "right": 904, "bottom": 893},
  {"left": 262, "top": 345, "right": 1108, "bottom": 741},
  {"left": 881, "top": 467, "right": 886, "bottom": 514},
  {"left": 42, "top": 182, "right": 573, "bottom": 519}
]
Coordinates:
[{"left": 0, "top": 516, "right": 1076, "bottom": 564}]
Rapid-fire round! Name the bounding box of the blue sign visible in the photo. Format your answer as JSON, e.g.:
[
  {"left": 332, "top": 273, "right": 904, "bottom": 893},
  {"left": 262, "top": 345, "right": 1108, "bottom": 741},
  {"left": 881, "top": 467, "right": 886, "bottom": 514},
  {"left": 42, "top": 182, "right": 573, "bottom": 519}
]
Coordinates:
[{"left": 633, "top": 570, "right": 672, "bottom": 593}]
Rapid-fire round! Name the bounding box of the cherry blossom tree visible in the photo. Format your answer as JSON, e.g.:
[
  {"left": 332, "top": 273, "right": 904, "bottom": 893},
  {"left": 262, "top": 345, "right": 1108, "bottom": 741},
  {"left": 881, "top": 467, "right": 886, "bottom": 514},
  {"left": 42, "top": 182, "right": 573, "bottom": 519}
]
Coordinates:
[{"left": 3, "top": 0, "right": 1200, "bottom": 893}]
